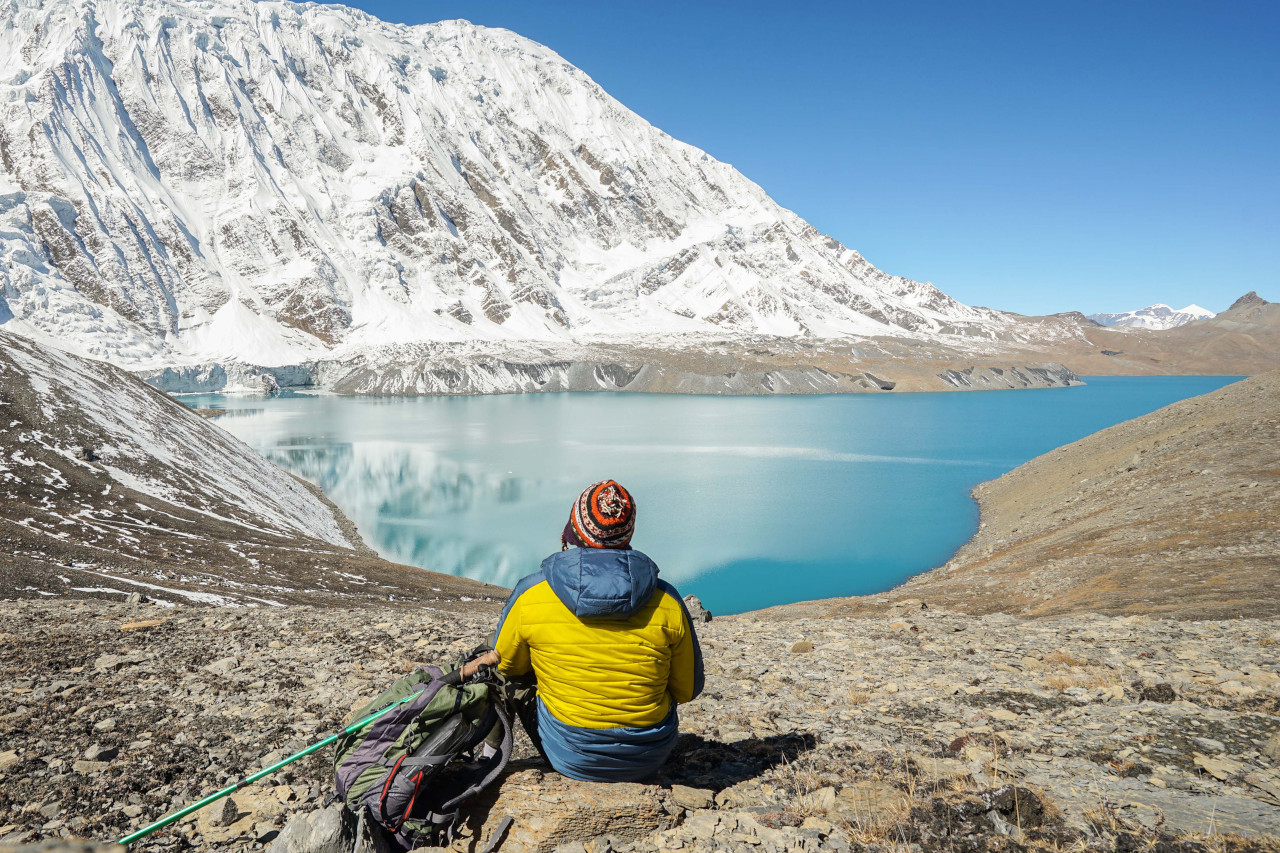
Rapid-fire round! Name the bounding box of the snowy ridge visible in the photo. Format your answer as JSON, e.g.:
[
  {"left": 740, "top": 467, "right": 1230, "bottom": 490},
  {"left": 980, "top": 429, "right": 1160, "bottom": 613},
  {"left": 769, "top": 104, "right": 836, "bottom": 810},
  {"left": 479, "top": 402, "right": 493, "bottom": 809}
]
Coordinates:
[
  {"left": 0, "top": 0, "right": 1041, "bottom": 371},
  {"left": 1088, "top": 304, "right": 1215, "bottom": 331},
  {"left": 0, "top": 327, "right": 347, "bottom": 543}
]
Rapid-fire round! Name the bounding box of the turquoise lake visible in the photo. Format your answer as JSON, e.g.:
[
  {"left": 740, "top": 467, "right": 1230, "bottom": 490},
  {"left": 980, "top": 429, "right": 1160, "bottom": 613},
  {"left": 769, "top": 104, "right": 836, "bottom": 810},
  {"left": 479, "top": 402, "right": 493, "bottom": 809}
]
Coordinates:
[{"left": 181, "top": 376, "right": 1239, "bottom": 614}]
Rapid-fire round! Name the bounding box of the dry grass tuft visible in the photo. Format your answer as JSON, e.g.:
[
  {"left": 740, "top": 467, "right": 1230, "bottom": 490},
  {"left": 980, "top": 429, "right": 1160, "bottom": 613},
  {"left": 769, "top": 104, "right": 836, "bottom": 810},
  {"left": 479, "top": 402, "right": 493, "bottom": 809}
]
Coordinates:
[
  {"left": 1041, "top": 667, "right": 1122, "bottom": 691},
  {"left": 835, "top": 796, "right": 913, "bottom": 847},
  {"left": 1041, "top": 649, "right": 1090, "bottom": 668},
  {"left": 1035, "top": 649, "right": 1124, "bottom": 691}
]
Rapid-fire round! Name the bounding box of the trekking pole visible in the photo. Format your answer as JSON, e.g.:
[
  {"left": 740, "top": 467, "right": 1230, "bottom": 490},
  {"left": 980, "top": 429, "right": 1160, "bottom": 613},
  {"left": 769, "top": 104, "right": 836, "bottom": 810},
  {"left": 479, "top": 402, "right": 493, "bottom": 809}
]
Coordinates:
[{"left": 116, "top": 687, "right": 428, "bottom": 847}]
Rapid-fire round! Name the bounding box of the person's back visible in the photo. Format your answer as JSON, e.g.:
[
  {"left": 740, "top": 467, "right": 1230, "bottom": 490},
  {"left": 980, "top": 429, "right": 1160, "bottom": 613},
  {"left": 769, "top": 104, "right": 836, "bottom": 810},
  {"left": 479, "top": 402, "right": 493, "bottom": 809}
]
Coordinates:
[{"left": 491, "top": 481, "right": 704, "bottom": 782}]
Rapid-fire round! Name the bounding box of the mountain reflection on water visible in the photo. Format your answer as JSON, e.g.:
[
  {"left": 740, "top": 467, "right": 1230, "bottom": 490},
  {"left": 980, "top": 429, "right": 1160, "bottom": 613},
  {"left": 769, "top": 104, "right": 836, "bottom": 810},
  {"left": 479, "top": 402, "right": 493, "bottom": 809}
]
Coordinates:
[
  {"left": 183, "top": 377, "right": 1239, "bottom": 614},
  {"left": 263, "top": 440, "right": 534, "bottom": 586}
]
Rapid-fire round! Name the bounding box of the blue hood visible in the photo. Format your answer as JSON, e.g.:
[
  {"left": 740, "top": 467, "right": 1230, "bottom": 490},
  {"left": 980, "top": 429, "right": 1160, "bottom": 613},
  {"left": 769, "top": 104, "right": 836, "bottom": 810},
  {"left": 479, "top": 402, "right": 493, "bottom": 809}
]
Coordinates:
[{"left": 540, "top": 548, "right": 658, "bottom": 618}]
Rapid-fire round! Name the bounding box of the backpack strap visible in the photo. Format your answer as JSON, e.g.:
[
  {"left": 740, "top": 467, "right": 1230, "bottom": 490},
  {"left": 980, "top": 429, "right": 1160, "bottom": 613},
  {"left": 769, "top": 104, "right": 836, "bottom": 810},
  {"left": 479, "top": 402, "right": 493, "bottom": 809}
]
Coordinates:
[
  {"left": 480, "top": 815, "right": 515, "bottom": 853},
  {"left": 349, "top": 807, "right": 365, "bottom": 853},
  {"left": 436, "top": 699, "right": 513, "bottom": 815}
]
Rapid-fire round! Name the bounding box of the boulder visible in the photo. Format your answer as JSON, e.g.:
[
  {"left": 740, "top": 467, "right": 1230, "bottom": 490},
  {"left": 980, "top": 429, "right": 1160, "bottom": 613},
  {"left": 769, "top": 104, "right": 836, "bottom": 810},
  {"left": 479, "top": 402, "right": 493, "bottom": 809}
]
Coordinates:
[
  {"left": 204, "top": 656, "right": 240, "bottom": 675},
  {"left": 268, "top": 805, "right": 357, "bottom": 853},
  {"left": 457, "top": 769, "right": 680, "bottom": 853},
  {"left": 93, "top": 652, "right": 151, "bottom": 672},
  {"left": 682, "top": 595, "right": 712, "bottom": 623},
  {"left": 669, "top": 785, "right": 714, "bottom": 811},
  {"left": 213, "top": 797, "right": 240, "bottom": 828},
  {"left": 194, "top": 790, "right": 286, "bottom": 844},
  {"left": 1193, "top": 752, "right": 1243, "bottom": 781}
]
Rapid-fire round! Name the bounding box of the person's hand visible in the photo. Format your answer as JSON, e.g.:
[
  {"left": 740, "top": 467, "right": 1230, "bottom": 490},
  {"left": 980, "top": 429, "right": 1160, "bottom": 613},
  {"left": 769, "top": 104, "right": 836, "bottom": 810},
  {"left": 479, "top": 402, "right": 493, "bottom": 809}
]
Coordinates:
[{"left": 460, "top": 649, "right": 500, "bottom": 678}]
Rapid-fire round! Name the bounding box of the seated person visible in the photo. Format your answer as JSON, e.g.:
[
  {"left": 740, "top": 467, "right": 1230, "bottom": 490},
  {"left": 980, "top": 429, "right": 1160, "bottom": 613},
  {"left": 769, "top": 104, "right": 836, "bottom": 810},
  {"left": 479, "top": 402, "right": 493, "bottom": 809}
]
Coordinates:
[{"left": 486, "top": 480, "right": 704, "bottom": 782}]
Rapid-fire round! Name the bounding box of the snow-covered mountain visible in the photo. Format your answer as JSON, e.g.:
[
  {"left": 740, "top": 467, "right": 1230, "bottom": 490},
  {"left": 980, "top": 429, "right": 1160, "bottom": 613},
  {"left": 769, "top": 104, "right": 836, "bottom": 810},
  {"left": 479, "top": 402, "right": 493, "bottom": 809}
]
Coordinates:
[
  {"left": 0, "top": 0, "right": 1033, "bottom": 371},
  {"left": 1088, "top": 304, "right": 1214, "bottom": 330}
]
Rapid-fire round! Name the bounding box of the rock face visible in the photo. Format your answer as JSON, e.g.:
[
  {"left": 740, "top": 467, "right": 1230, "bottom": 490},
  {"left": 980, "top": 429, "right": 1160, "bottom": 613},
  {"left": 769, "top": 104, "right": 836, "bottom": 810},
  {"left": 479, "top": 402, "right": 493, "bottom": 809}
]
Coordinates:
[
  {"left": 323, "top": 344, "right": 1084, "bottom": 396},
  {"left": 0, "top": 0, "right": 1052, "bottom": 376},
  {"left": 934, "top": 363, "right": 1079, "bottom": 390},
  {"left": 1229, "top": 291, "right": 1270, "bottom": 312},
  {"left": 0, "top": 328, "right": 500, "bottom": 606},
  {"left": 2, "top": 599, "right": 1279, "bottom": 851},
  {"left": 777, "top": 370, "right": 1280, "bottom": 621},
  {"left": 138, "top": 336, "right": 1087, "bottom": 396}
]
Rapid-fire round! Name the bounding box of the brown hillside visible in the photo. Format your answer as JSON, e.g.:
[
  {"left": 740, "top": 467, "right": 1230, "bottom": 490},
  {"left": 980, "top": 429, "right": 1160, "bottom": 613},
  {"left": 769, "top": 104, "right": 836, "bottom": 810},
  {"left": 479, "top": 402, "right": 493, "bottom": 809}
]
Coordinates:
[{"left": 1024, "top": 293, "right": 1280, "bottom": 377}]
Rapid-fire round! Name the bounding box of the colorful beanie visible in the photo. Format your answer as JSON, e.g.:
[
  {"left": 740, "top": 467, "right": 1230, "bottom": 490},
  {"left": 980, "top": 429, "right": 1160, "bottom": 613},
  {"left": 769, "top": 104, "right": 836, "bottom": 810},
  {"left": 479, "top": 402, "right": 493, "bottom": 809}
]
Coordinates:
[{"left": 565, "top": 480, "right": 636, "bottom": 549}]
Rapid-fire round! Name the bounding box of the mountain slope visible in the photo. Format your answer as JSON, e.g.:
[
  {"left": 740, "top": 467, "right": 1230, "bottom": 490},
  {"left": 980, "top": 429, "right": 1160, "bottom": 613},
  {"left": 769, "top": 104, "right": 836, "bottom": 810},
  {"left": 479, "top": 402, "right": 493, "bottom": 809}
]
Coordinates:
[
  {"left": 1088, "top": 303, "right": 1214, "bottom": 330},
  {"left": 0, "top": 0, "right": 1038, "bottom": 371},
  {"left": 0, "top": 327, "right": 500, "bottom": 605}
]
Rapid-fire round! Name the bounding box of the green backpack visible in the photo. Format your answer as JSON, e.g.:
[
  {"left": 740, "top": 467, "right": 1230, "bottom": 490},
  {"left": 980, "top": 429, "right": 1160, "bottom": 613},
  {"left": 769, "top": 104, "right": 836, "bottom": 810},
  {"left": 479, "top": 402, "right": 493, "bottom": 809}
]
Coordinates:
[{"left": 332, "top": 662, "right": 512, "bottom": 848}]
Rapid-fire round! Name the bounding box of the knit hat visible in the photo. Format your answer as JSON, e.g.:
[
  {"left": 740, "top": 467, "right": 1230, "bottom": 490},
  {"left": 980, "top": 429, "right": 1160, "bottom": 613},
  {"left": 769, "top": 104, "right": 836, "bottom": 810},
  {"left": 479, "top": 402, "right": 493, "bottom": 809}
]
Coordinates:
[{"left": 564, "top": 480, "right": 636, "bottom": 549}]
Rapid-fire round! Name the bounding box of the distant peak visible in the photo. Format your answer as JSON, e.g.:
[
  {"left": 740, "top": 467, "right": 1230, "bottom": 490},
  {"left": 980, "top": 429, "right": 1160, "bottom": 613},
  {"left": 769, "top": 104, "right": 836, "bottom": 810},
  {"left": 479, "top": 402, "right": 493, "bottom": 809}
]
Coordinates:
[
  {"left": 1227, "top": 291, "right": 1269, "bottom": 312},
  {"left": 1086, "top": 301, "right": 1216, "bottom": 331}
]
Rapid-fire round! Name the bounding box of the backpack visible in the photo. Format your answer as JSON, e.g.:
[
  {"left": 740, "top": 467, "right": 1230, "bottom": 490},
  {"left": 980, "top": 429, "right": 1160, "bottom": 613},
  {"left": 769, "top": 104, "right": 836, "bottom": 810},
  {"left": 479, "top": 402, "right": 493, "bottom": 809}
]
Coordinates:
[{"left": 332, "top": 661, "right": 512, "bottom": 849}]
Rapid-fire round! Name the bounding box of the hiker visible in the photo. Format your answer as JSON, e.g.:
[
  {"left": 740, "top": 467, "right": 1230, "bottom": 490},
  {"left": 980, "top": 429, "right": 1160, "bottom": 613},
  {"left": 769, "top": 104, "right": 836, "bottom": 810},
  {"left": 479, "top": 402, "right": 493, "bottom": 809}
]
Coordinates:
[{"left": 478, "top": 480, "right": 704, "bottom": 782}]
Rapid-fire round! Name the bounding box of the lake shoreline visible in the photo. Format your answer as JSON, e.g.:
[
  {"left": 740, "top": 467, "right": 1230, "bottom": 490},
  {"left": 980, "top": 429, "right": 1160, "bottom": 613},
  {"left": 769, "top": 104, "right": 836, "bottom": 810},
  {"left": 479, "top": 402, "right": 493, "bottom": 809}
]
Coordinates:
[
  {"left": 763, "top": 370, "right": 1276, "bottom": 621},
  {"left": 178, "top": 375, "right": 1243, "bottom": 615}
]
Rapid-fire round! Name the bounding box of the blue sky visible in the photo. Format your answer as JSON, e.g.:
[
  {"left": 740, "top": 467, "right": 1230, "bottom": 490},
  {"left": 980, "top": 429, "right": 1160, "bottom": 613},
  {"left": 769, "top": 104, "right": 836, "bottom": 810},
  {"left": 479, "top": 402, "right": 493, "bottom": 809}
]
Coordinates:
[{"left": 347, "top": 1, "right": 1277, "bottom": 316}]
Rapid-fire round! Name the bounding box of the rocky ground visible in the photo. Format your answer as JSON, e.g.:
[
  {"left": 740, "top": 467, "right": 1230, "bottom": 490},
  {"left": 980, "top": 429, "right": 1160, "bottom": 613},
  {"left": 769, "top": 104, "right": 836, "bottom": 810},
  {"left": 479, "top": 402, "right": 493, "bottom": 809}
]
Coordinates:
[
  {"left": 2, "top": 599, "right": 1279, "bottom": 852},
  {"left": 774, "top": 370, "right": 1280, "bottom": 622}
]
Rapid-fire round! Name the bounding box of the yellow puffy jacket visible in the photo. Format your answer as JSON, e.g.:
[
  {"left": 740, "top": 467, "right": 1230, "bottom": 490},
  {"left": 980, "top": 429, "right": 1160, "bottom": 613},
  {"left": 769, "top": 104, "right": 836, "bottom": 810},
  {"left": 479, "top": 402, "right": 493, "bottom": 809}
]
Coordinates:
[{"left": 492, "top": 547, "right": 704, "bottom": 730}]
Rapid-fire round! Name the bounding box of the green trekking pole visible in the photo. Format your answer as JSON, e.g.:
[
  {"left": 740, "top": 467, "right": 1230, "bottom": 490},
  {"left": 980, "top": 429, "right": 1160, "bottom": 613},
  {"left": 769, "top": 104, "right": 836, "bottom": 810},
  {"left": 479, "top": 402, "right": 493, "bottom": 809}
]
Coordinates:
[{"left": 116, "top": 688, "right": 427, "bottom": 847}]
